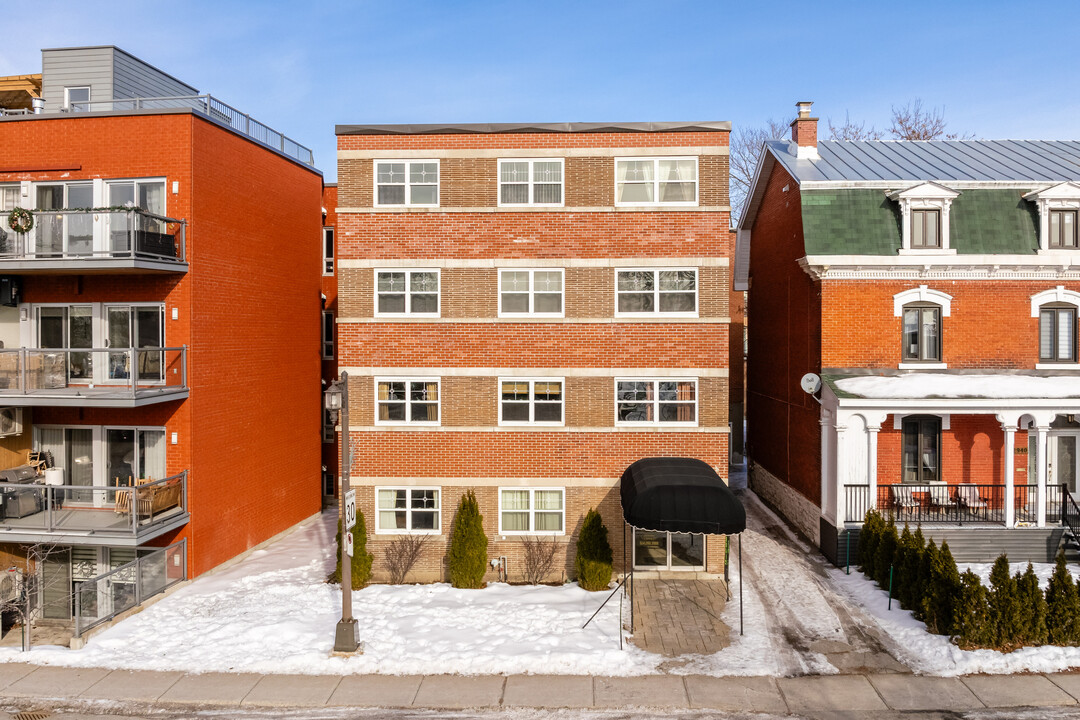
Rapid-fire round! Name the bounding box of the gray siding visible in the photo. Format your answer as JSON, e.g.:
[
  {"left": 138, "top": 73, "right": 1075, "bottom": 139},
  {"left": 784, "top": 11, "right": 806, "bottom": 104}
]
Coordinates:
[
  {"left": 41, "top": 47, "right": 113, "bottom": 111},
  {"left": 112, "top": 48, "right": 197, "bottom": 100}
]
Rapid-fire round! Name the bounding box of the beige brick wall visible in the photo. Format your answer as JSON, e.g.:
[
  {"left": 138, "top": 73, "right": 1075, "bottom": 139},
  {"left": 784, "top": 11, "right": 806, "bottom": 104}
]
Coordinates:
[
  {"left": 565, "top": 377, "right": 613, "bottom": 427},
  {"left": 338, "top": 159, "right": 372, "bottom": 207},
  {"left": 441, "top": 158, "right": 497, "bottom": 207},
  {"left": 338, "top": 268, "right": 372, "bottom": 318},
  {"left": 699, "top": 155, "right": 729, "bottom": 207},
  {"left": 566, "top": 157, "right": 612, "bottom": 207},
  {"left": 699, "top": 267, "right": 729, "bottom": 318},
  {"left": 442, "top": 376, "right": 496, "bottom": 426},
  {"left": 565, "top": 268, "right": 613, "bottom": 318},
  {"left": 444, "top": 268, "right": 497, "bottom": 318}
]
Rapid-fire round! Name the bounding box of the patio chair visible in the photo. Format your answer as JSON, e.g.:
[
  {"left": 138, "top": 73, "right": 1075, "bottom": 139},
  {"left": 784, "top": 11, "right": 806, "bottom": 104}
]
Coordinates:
[
  {"left": 890, "top": 485, "right": 919, "bottom": 513},
  {"left": 956, "top": 483, "right": 988, "bottom": 511},
  {"left": 928, "top": 483, "right": 954, "bottom": 508}
]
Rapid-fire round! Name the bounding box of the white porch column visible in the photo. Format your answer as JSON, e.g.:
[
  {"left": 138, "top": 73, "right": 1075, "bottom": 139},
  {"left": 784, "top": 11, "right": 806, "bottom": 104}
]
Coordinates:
[
  {"left": 1037, "top": 423, "right": 1050, "bottom": 528},
  {"left": 819, "top": 410, "right": 833, "bottom": 523},
  {"left": 834, "top": 423, "right": 848, "bottom": 524},
  {"left": 867, "top": 425, "right": 880, "bottom": 515},
  {"left": 1003, "top": 425, "right": 1016, "bottom": 528}
]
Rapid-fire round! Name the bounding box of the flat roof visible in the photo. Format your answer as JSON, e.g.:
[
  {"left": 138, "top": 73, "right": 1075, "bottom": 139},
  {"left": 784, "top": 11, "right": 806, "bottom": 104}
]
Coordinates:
[
  {"left": 41, "top": 46, "right": 198, "bottom": 94},
  {"left": 336, "top": 121, "right": 731, "bottom": 136}
]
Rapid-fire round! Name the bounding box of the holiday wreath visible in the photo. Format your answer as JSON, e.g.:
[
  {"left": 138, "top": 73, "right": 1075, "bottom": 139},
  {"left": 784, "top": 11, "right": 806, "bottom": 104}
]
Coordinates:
[{"left": 7, "top": 208, "right": 33, "bottom": 233}]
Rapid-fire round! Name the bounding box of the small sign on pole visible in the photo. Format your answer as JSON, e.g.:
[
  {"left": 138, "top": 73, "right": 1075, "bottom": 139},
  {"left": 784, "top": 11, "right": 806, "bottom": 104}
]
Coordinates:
[
  {"left": 344, "top": 489, "right": 356, "bottom": 530},
  {"left": 345, "top": 531, "right": 354, "bottom": 558}
]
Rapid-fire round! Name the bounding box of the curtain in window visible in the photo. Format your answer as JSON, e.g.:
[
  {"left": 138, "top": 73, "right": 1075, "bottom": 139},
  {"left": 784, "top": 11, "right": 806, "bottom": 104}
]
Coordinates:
[
  {"left": 658, "top": 159, "right": 696, "bottom": 202},
  {"left": 36, "top": 427, "right": 64, "bottom": 471},
  {"left": 379, "top": 489, "right": 407, "bottom": 529},
  {"left": 533, "top": 161, "right": 562, "bottom": 204},
  {"left": 921, "top": 308, "right": 939, "bottom": 361},
  {"left": 676, "top": 381, "right": 695, "bottom": 422},
  {"left": 139, "top": 430, "right": 166, "bottom": 480},
  {"left": 1059, "top": 310, "right": 1075, "bottom": 360},
  {"left": 423, "top": 382, "right": 439, "bottom": 421},
  {"left": 1041, "top": 310, "right": 1055, "bottom": 359},
  {"left": 534, "top": 490, "right": 563, "bottom": 532},
  {"left": 501, "top": 489, "right": 529, "bottom": 531}
]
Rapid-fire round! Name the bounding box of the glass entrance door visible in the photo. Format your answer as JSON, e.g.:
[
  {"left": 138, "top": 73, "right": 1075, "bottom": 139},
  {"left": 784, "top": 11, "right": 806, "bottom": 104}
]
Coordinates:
[
  {"left": 1050, "top": 433, "right": 1080, "bottom": 496},
  {"left": 633, "top": 529, "right": 706, "bottom": 570},
  {"left": 105, "top": 306, "right": 163, "bottom": 382}
]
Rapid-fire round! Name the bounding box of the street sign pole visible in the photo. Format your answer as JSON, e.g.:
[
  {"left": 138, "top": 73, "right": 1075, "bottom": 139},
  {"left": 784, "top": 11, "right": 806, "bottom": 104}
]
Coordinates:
[{"left": 333, "top": 370, "right": 359, "bottom": 653}]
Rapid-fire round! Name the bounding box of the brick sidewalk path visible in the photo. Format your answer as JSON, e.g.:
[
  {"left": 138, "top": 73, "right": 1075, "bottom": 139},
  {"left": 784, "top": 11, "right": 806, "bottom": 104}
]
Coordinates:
[{"left": 631, "top": 579, "right": 730, "bottom": 656}]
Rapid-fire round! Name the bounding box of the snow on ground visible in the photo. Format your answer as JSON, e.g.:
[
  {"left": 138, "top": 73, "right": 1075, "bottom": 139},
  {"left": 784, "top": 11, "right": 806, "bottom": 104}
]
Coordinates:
[{"left": 834, "top": 373, "right": 1080, "bottom": 399}]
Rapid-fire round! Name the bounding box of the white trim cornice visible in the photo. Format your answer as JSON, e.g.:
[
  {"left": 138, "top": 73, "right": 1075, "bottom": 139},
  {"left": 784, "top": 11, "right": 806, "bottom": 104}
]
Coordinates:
[{"left": 800, "top": 254, "right": 1080, "bottom": 281}]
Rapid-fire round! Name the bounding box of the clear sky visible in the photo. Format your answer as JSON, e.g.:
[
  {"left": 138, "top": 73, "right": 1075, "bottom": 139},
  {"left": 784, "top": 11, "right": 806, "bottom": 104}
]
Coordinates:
[{"left": 6, "top": 0, "right": 1079, "bottom": 181}]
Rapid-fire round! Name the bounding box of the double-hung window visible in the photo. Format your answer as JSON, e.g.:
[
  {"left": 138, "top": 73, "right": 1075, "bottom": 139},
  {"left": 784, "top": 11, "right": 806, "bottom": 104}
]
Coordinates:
[
  {"left": 322, "top": 227, "right": 334, "bottom": 274},
  {"left": 321, "top": 311, "right": 334, "bottom": 359},
  {"left": 499, "top": 488, "right": 565, "bottom": 534},
  {"left": 911, "top": 209, "right": 941, "bottom": 249},
  {"left": 498, "top": 269, "right": 563, "bottom": 316},
  {"left": 616, "top": 268, "right": 697, "bottom": 316},
  {"left": 498, "top": 159, "right": 563, "bottom": 206},
  {"left": 615, "top": 157, "right": 697, "bottom": 206},
  {"left": 902, "top": 416, "right": 941, "bottom": 484},
  {"left": 374, "top": 160, "right": 439, "bottom": 207},
  {"left": 377, "top": 487, "right": 440, "bottom": 533},
  {"left": 500, "top": 378, "right": 563, "bottom": 425},
  {"left": 1040, "top": 305, "right": 1077, "bottom": 363},
  {"left": 1050, "top": 210, "right": 1079, "bottom": 249},
  {"left": 375, "top": 269, "right": 439, "bottom": 316},
  {"left": 616, "top": 379, "right": 697, "bottom": 425},
  {"left": 901, "top": 304, "right": 941, "bottom": 363},
  {"left": 376, "top": 378, "right": 440, "bottom": 424}
]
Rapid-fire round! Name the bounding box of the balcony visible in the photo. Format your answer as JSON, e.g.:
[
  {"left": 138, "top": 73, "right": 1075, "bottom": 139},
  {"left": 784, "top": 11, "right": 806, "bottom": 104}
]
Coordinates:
[
  {"left": 0, "top": 347, "right": 188, "bottom": 407},
  {"left": 0, "top": 472, "right": 188, "bottom": 545},
  {"left": 844, "top": 483, "right": 1066, "bottom": 526},
  {"left": 1, "top": 209, "right": 186, "bottom": 273}
]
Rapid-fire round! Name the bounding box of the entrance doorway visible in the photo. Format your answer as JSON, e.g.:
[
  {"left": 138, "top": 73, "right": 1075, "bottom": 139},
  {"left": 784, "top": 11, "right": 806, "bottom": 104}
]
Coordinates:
[
  {"left": 632, "top": 529, "right": 706, "bottom": 570},
  {"left": 1049, "top": 431, "right": 1080, "bottom": 496}
]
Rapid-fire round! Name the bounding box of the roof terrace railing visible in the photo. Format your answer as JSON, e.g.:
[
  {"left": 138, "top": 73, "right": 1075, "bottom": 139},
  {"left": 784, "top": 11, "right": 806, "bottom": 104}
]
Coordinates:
[
  {"left": 2, "top": 208, "right": 185, "bottom": 265},
  {"left": 69, "top": 94, "right": 314, "bottom": 166}
]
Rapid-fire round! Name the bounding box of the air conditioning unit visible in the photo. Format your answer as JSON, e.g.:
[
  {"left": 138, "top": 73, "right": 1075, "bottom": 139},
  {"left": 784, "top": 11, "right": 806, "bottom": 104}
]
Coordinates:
[
  {"left": 0, "top": 408, "right": 22, "bottom": 438},
  {"left": 0, "top": 567, "right": 23, "bottom": 605}
]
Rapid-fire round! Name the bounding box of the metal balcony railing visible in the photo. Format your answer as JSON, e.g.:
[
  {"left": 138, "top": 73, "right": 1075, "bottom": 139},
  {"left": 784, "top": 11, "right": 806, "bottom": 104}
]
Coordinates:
[
  {"left": 1, "top": 209, "right": 185, "bottom": 265},
  {"left": 844, "top": 483, "right": 1066, "bottom": 526},
  {"left": 0, "top": 347, "right": 187, "bottom": 404},
  {"left": 69, "top": 94, "right": 314, "bottom": 166}
]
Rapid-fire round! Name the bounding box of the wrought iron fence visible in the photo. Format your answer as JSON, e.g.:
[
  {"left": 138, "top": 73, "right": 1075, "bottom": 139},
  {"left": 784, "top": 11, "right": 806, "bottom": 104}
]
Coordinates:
[{"left": 844, "top": 483, "right": 1065, "bottom": 526}]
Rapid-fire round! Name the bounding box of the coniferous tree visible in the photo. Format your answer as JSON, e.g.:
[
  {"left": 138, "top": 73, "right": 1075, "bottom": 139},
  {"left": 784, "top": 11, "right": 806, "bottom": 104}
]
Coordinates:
[
  {"left": 988, "top": 554, "right": 1023, "bottom": 649},
  {"left": 1015, "top": 563, "right": 1049, "bottom": 646},
  {"left": 953, "top": 569, "right": 993, "bottom": 649},
  {"left": 575, "top": 508, "right": 613, "bottom": 591},
  {"left": 874, "top": 516, "right": 899, "bottom": 588},
  {"left": 914, "top": 538, "right": 938, "bottom": 622},
  {"left": 859, "top": 511, "right": 883, "bottom": 579},
  {"left": 329, "top": 512, "right": 374, "bottom": 589},
  {"left": 1046, "top": 553, "right": 1080, "bottom": 645},
  {"left": 448, "top": 490, "right": 489, "bottom": 589},
  {"left": 921, "top": 540, "right": 962, "bottom": 635},
  {"left": 895, "top": 525, "right": 919, "bottom": 610}
]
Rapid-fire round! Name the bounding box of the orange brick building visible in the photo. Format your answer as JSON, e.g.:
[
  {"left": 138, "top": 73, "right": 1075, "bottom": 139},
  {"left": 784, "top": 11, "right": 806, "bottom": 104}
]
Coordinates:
[
  {"left": 334, "top": 122, "right": 733, "bottom": 581},
  {"left": 0, "top": 47, "right": 323, "bottom": 638},
  {"left": 737, "top": 102, "right": 1080, "bottom": 564}
]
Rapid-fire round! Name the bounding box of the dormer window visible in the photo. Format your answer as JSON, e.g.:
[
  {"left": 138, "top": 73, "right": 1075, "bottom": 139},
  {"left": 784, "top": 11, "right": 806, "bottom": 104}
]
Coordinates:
[
  {"left": 1050, "top": 209, "right": 1078, "bottom": 249},
  {"left": 1024, "top": 183, "right": 1080, "bottom": 252},
  {"left": 888, "top": 182, "right": 960, "bottom": 254}
]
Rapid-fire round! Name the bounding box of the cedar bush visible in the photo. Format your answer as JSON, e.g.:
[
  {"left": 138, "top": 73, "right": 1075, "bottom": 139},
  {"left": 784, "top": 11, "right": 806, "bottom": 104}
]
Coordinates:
[
  {"left": 448, "top": 490, "right": 489, "bottom": 589},
  {"left": 953, "top": 569, "right": 994, "bottom": 649},
  {"left": 1016, "top": 563, "right": 1049, "bottom": 647},
  {"left": 988, "top": 554, "right": 1023, "bottom": 649},
  {"left": 874, "top": 517, "right": 899, "bottom": 588},
  {"left": 575, "top": 508, "right": 613, "bottom": 591},
  {"left": 897, "top": 526, "right": 926, "bottom": 611},
  {"left": 1046, "top": 553, "right": 1080, "bottom": 645},
  {"left": 859, "top": 510, "right": 884, "bottom": 579},
  {"left": 921, "top": 540, "right": 961, "bottom": 635},
  {"left": 329, "top": 513, "right": 373, "bottom": 590},
  {"left": 914, "top": 538, "right": 938, "bottom": 622}
]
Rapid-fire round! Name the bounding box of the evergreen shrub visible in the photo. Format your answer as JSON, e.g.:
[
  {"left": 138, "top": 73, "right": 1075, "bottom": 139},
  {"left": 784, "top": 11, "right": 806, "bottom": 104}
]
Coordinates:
[
  {"left": 576, "top": 508, "right": 613, "bottom": 591},
  {"left": 448, "top": 490, "right": 489, "bottom": 589}
]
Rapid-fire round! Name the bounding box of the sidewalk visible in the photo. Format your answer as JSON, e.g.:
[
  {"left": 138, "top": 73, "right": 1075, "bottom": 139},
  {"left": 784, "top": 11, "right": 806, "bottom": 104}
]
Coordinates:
[{"left": 2, "top": 665, "right": 1080, "bottom": 715}]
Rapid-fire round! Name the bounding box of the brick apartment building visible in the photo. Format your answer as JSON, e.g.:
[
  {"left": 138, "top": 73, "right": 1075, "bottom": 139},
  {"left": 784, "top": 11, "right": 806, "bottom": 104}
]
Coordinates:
[
  {"left": 0, "top": 46, "right": 323, "bottom": 641},
  {"left": 736, "top": 102, "right": 1080, "bottom": 565},
  {"left": 321, "top": 183, "right": 339, "bottom": 501},
  {"left": 333, "top": 122, "right": 733, "bottom": 581}
]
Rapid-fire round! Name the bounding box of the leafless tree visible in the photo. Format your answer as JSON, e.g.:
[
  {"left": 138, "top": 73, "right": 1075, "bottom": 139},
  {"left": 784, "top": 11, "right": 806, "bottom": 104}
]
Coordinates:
[
  {"left": 888, "top": 98, "right": 974, "bottom": 141},
  {"left": 0, "top": 541, "right": 71, "bottom": 651},
  {"left": 383, "top": 535, "right": 428, "bottom": 584},
  {"left": 521, "top": 536, "right": 559, "bottom": 585},
  {"left": 730, "top": 117, "right": 790, "bottom": 222},
  {"left": 828, "top": 111, "right": 884, "bottom": 141}
]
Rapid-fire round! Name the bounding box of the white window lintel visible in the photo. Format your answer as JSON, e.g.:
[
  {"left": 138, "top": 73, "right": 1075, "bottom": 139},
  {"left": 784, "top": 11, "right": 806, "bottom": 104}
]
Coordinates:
[
  {"left": 893, "top": 285, "right": 953, "bottom": 317},
  {"left": 1030, "top": 286, "right": 1080, "bottom": 317}
]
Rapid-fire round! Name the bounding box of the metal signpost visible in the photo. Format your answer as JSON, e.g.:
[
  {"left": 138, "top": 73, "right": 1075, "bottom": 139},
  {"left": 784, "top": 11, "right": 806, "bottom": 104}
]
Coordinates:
[{"left": 326, "top": 371, "right": 359, "bottom": 653}]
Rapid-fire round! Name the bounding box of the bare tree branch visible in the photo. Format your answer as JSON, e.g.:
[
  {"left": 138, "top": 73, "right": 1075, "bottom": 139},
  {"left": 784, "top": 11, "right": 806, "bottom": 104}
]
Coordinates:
[
  {"left": 888, "top": 98, "right": 974, "bottom": 141},
  {"left": 828, "top": 111, "right": 884, "bottom": 141},
  {"left": 730, "top": 117, "right": 789, "bottom": 223}
]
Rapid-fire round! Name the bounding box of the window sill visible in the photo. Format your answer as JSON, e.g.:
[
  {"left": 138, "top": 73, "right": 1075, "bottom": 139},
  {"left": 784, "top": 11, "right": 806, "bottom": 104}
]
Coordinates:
[
  {"left": 374, "top": 530, "right": 443, "bottom": 536},
  {"left": 1037, "top": 249, "right": 1080, "bottom": 256},
  {"left": 498, "top": 532, "right": 566, "bottom": 538},
  {"left": 373, "top": 314, "right": 441, "bottom": 319},
  {"left": 1036, "top": 363, "right": 1080, "bottom": 370},
  {"left": 615, "top": 313, "right": 699, "bottom": 320},
  {"left": 898, "top": 248, "right": 956, "bottom": 255},
  {"left": 373, "top": 422, "right": 442, "bottom": 428},
  {"left": 498, "top": 422, "right": 566, "bottom": 428},
  {"left": 898, "top": 362, "right": 948, "bottom": 370}
]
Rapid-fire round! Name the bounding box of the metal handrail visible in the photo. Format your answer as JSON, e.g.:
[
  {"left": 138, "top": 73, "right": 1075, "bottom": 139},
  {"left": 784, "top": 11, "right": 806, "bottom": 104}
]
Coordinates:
[
  {"left": 582, "top": 569, "right": 634, "bottom": 650},
  {"left": 3, "top": 208, "right": 186, "bottom": 263},
  {"left": 69, "top": 94, "right": 314, "bottom": 166},
  {"left": 845, "top": 483, "right": 1067, "bottom": 526},
  {"left": 1063, "top": 484, "right": 1080, "bottom": 541},
  {"left": 0, "top": 346, "right": 188, "bottom": 395}
]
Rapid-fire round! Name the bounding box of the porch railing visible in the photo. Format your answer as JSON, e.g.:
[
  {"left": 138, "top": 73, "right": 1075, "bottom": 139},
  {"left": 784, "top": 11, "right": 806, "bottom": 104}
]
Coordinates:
[
  {"left": 844, "top": 483, "right": 1065, "bottom": 526},
  {"left": 69, "top": 94, "right": 315, "bottom": 166},
  {"left": 74, "top": 538, "right": 187, "bottom": 638},
  {"left": 2, "top": 209, "right": 185, "bottom": 264},
  {"left": 0, "top": 347, "right": 187, "bottom": 400}
]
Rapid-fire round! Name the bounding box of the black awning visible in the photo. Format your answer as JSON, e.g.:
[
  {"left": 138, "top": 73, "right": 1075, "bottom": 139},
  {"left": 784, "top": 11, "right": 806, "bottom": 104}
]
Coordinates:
[{"left": 620, "top": 457, "right": 746, "bottom": 535}]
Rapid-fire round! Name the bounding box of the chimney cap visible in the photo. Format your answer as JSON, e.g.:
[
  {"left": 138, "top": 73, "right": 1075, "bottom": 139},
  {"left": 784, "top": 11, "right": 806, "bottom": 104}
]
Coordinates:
[{"left": 796, "top": 101, "right": 814, "bottom": 119}]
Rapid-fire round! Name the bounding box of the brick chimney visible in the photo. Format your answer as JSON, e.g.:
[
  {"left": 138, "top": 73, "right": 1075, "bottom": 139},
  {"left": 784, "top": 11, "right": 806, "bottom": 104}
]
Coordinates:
[{"left": 790, "top": 101, "right": 819, "bottom": 159}]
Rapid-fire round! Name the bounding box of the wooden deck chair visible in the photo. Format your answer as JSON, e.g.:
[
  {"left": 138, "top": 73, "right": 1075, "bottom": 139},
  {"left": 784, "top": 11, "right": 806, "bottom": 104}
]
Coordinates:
[
  {"left": 928, "top": 484, "right": 954, "bottom": 508},
  {"left": 113, "top": 476, "right": 138, "bottom": 515},
  {"left": 26, "top": 451, "right": 47, "bottom": 475},
  {"left": 957, "top": 483, "right": 988, "bottom": 510},
  {"left": 890, "top": 484, "right": 919, "bottom": 511}
]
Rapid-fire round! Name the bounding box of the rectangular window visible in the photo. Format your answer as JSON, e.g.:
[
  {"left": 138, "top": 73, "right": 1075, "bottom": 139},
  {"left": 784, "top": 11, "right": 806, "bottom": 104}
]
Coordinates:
[
  {"left": 0, "top": 185, "right": 20, "bottom": 212},
  {"left": 901, "top": 305, "right": 941, "bottom": 362},
  {"left": 322, "top": 407, "right": 334, "bottom": 443},
  {"left": 498, "top": 269, "right": 563, "bottom": 316},
  {"left": 498, "top": 159, "right": 564, "bottom": 206},
  {"left": 1040, "top": 306, "right": 1077, "bottom": 362},
  {"left": 615, "top": 157, "right": 698, "bottom": 206},
  {"left": 377, "top": 487, "right": 441, "bottom": 533},
  {"left": 321, "top": 311, "right": 334, "bottom": 359},
  {"left": 322, "top": 227, "right": 334, "bottom": 274},
  {"left": 499, "top": 488, "right": 565, "bottom": 534},
  {"left": 616, "top": 268, "right": 697, "bottom": 316},
  {"left": 902, "top": 416, "right": 941, "bottom": 484},
  {"left": 500, "top": 378, "right": 563, "bottom": 425},
  {"left": 1050, "top": 210, "right": 1078, "bottom": 249},
  {"left": 64, "top": 86, "right": 90, "bottom": 109},
  {"left": 374, "top": 160, "right": 439, "bottom": 207},
  {"left": 375, "top": 269, "right": 439, "bottom": 316},
  {"left": 376, "top": 378, "right": 440, "bottom": 424},
  {"left": 615, "top": 379, "right": 697, "bottom": 425},
  {"left": 911, "top": 209, "right": 941, "bottom": 249}
]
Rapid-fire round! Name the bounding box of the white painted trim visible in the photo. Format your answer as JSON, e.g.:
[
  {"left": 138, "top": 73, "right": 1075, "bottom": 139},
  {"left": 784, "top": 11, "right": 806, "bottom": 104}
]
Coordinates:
[
  {"left": 1031, "top": 286, "right": 1080, "bottom": 317},
  {"left": 355, "top": 476, "right": 617, "bottom": 487},
  {"left": 898, "top": 362, "right": 948, "bottom": 370},
  {"left": 614, "top": 157, "right": 699, "bottom": 208},
  {"left": 340, "top": 317, "right": 731, "bottom": 325},
  {"left": 893, "top": 286, "right": 954, "bottom": 317},
  {"left": 373, "top": 159, "right": 440, "bottom": 208},
  {"left": 497, "top": 486, "right": 566, "bottom": 536},
  {"left": 613, "top": 377, "right": 699, "bottom": 427},
  {"left": 374, "top": 486, "right": 442, "bottom": 535},
  {"left": 497, "top": 377, "right": 565, "bottom": 427},
  {"left": 339, "top": 147, "right": 729, "bottom": 160},
  {"left": 1036, "top": 363, "right": 1080, "bottom": 370},
  {"left": 1024, "top": 184, "right": 1080, "bottom": 252},
  {"left": 342, "top": 366, "right": 727, "bottom": 377},
  {"left": 373, "top": 268, "right": 441, "bottom": 318},
  {"left": 373, "top": 376, "right": 441, "bottom": 426},
  {"left": 341, "top": 257, "right": 728, "bottom": 269},
  {"left": 892, "top": 413, "right": 950, "bottom": 430},
  {"left": 497, "top": 158, "right": 564, "bottom": 208},
  {"left": 344, "top": 425, "right": 730, "bottom": 433},
  {"left": 497, "top": 268, "right": 564, "bottom": 318},
  {"left": 337, "top": 205, "right": 730, "bottom": 214},
  {"left": 614, "top": 267, "right": 699, "bottom": 319}
]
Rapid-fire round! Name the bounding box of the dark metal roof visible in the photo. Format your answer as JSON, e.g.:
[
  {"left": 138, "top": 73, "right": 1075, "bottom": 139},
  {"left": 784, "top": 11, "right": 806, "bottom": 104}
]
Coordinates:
[
  {"left": 620, "top": 457, "right": 745, "bottom": 535},
  {"left": 768, "top": 139, "right": 1080, "bottom": 183},
  {"left": 336, "top": 121, "right": 731, "bottom": 136}
]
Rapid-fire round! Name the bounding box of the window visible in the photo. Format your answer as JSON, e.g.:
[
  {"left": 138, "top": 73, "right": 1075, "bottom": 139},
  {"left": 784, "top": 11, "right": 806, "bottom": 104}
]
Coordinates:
[
  {"left": 616, "top": 269, "right": 697, "bottom": 315},
  {"left": 377, "top": 487, "right": 440, "bottom": 533},
  {"left": 500, "top": 378, "right": 563, "bottom": 425},
  {"left": 1050, "top": 210, "right": 1078, "bottom": 249},
  {"left": 615, "top": 157, "right": 697, "bottom": 206},
  {"left": 322, "top": 407, "right": 334, "bottom": 443},
  {"left": 498, "top": 159, "right": 563, "bottom": 206},
  {"left": 902, "top": 416, "right": 941, "bottom": 484},
  {"left": 499, "top": 488, "right": 565, "bottom": 534},
  {"left": 911, "top": 209, "right": 941, "bottom": 249},
  {"left": 901, "top": 304, "right": 941, "bottom": 362},
  {"left": 498, "top": 269, "right": 563, "bottom": 316},
  {"left": 322, "top": 227, "right": 334, "bottom": 274},
  {"left": 64, "top": 86, "right": 90, "bottom": 110},
  {"left": 376, "top": 378, "right": 440, "bottom": 424},
  {"left": 0, "top": 185, "right": 19, "bottom": 213},
  {"left": 1040, "top": 305, "right": 1077, "bottom": 363},
  {"left": 321, "top": 311, "right": 334, "bottom": 359},
  {"left": 374, "top": 160, "right": 439, "bottom": 207},
  {"left": 616, "top": 379, "right": 697, "bottom": 425},
  {"left": 375, "top": 269, "right": 439, "bottom": 316}
]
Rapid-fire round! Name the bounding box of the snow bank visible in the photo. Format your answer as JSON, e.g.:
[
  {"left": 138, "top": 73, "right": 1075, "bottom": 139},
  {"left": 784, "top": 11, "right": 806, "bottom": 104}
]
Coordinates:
[{"left": 835, "top": 373, "right": 1080, "bottom": 399}]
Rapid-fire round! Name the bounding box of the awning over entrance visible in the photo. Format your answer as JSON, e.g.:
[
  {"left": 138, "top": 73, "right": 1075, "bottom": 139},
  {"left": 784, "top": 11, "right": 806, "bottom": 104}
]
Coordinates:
[{"left": 620, "top": 457, "right": 746, "bottom": 534}]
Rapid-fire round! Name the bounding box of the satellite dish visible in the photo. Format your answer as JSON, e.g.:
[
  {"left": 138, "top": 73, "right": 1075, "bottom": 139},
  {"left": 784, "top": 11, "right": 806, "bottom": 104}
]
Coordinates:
[{"left": 800, "top": 373, "right": 822, "bottom": 395}]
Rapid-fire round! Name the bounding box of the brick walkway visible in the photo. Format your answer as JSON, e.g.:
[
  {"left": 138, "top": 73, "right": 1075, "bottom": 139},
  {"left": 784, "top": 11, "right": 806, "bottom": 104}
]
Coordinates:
[{"left": 630, "top": 578, "right": 730, "bottom": 656}]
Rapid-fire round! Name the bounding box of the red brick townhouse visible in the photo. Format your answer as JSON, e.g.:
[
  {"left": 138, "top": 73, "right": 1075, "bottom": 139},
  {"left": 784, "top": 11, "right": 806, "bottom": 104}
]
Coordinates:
[
  {"left": 736, "top": 101, "right": 1080, "bottom": 565},
  {"left": 0, "top": 46, "right": 323, "bottom": 641},
  {"left": 334, "top": 122, "right": 733, "bottom": 581}
]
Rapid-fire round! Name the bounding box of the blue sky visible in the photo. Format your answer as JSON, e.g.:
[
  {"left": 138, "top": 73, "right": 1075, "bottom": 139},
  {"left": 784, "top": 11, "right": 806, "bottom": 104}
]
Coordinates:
[{"left": 7, "top": 1, "right": 1079, "bottom": 181}]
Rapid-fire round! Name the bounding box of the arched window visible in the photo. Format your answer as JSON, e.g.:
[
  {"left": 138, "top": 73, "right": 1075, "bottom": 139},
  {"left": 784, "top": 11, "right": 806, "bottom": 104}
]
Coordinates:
[
  {"left": 1039, "top": 303, "right": 1077, "bottom": 363},
  {"left": 901, "top": 304, "right": 942, "bottom": 363}
]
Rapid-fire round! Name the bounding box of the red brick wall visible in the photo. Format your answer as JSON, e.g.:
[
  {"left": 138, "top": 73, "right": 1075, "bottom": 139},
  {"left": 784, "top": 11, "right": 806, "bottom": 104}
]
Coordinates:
[
  {"left": 338, "top": 131, "right": 729, "bottom": 151},
  {"left": 321, "top": 185, "right": 339, "bottom": 490},
  {"left": 876, "top": 414, "right": 1007, "bottom": 486}
]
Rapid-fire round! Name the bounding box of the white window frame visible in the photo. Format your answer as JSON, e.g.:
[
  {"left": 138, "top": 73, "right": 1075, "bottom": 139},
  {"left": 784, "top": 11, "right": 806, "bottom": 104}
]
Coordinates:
[
  {"left": 321, "top": 311, "right": 334, "bottom": 360},
  {"left": 498, "top": 377, "right": 565, "bottom": 426},
  {"left": 374, "top": 268, "right": 440, "bottom": 317},
  {"left": 374, "top": 376, "right": 441, "bottom": 426},
  {"left": 614, "top": 156, "right": 699, "bottom": 207},
  {"left": 322, "top": 227, "right": 334, "bottom": 275},
  {"left": 889, "top": 183, "right": 959, "bottom": 254},
  {"left": 614, "top": 267, "right": 699, "bottom": 318},
  {"left": 497, "top": 268, "right": 564, "bottom": 318},
  {"left": 375, "top": 486, "right": 442, "bottom": 535},
  {"left": 497, "top": 158, "right": 565, "bottom": 207},
  {"left": 1032, "top": 287, "right": 1080, "bottom": 368},
  {"left": 498, "top": 487, "right": 565, "bottom": 535},
  {"left": 614, "top": 377, "right": 699, "bottom": 427},
  {"left": 64, "top": 86, "right": 90, "bottom": 110},
  {"left": 1024, "top": 184, "right": 1080, "bottom": 253},
  {"left": 373, "top": 159, "right": 440, "bottom": 208}
]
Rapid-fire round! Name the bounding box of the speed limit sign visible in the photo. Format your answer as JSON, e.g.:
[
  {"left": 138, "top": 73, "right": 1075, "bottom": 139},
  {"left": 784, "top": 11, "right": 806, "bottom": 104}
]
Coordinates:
[{"left": 344, "top": 489, "right": 356, "bottom": 530}]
